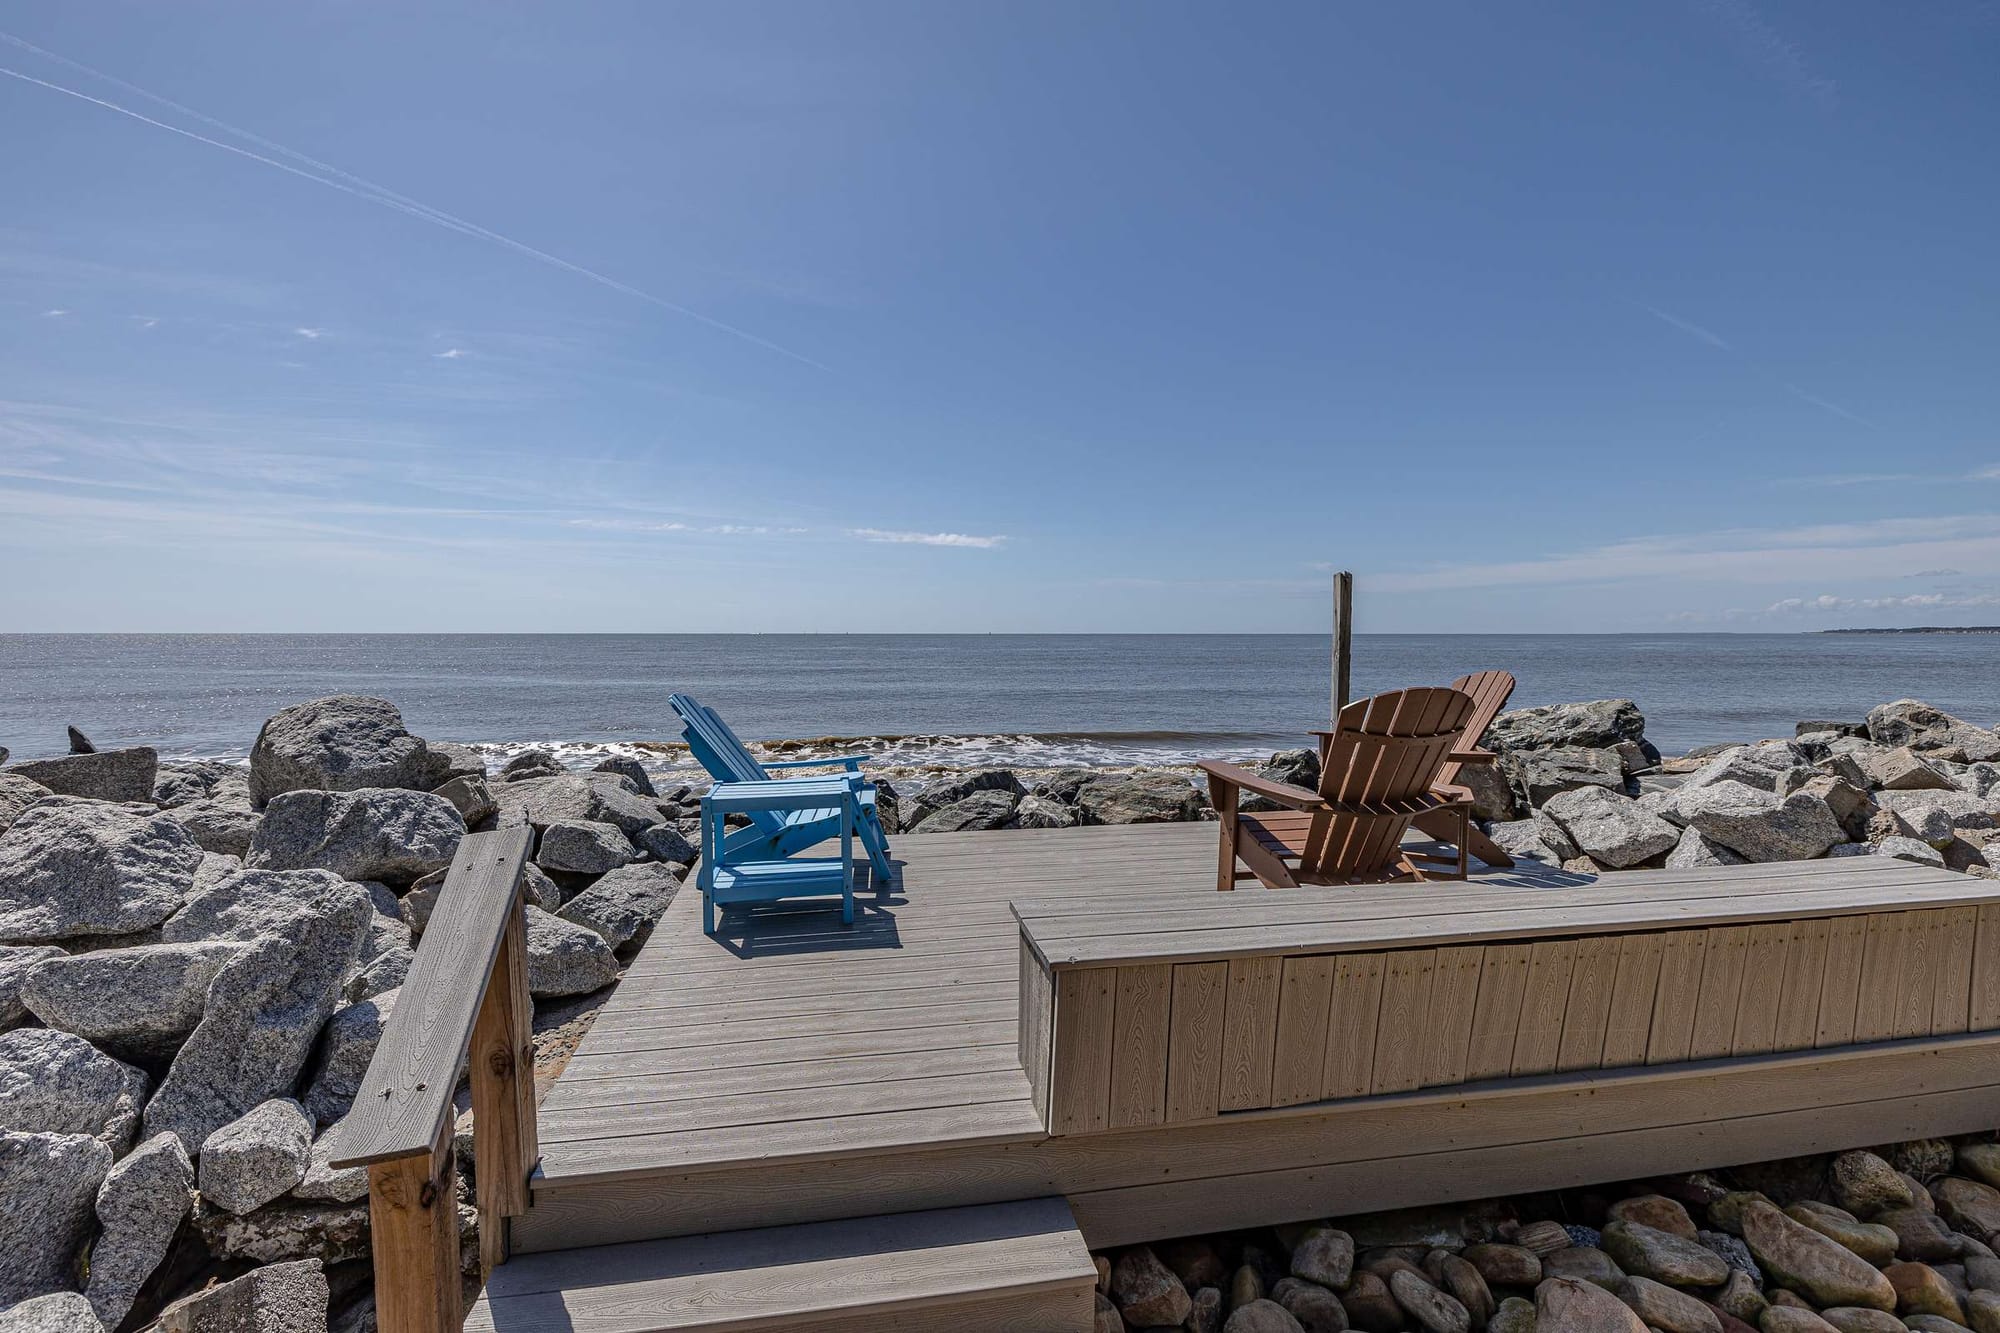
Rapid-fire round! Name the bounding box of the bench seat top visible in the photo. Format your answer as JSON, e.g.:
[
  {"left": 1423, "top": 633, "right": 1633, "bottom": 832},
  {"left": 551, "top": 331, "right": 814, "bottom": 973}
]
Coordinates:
[{"left": 1013, "top": 855, "right": 1996, "bottom": 970}]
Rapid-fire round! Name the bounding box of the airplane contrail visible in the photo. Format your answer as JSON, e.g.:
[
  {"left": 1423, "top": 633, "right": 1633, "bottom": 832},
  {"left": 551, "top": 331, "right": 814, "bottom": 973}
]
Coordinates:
[{"left": 0, "top": 40, "right": 827, "bottom": 370}]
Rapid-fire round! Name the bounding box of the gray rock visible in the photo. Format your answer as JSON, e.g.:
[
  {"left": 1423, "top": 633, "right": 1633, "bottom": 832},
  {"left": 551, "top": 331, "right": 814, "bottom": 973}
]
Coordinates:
[
  {"left": 155, "top": 1257, "right": 329, "bottom": 1332},
  {"left": 7, "top": 747, "right": 158, "bottom": 805},
  {"left": 1011, "top": 793, "right": 1080, "bottom": 829},
  {"left": 355, "top": 906, "right": 411, "bottom": 971},
  {"left": 1679, "top": 744, "right": 1814, "bottom": 797},
  {"left": 1868, "top": 701, "right": 2000, "bottom": 763},
  {"left": 1486, "top": 699, "right": 1648, "bottom": 752},
  {"left": 910, "top": 789, "right": 1020, "bottom": 833},
  {"left": 1861, "top": 747, "right": 1957, "bottom": 792},
  {"left": 302, "top": 991, "right": 395, "bottom": 1125},
  {"left": 1542, "top": 787, "right": 1679, "bottom": 868},
  {"left": 1665, "top": 826, "right": 1748, "bottom": 869},
  {"left": 0, "top": 1131, "right": 111, "bottom": 1308},
  {"left": 84, "top": 1131, "right": 193, "bottom": 1328},
  {"left": 594, "top": 756, "right": 657, "bottom": 796},
  {"left": 424, "top": 742, "right": 487, "bottom": 784},
  {"left": 1459, "top": 760, "right": 1520, "bottom": 822},
  {"left": 1075, "top": 771, "right": 1207, "bottom": 825},
  {"left": 199, "top": 1098, "right": 314, "bottom": 1214},
  {"left": 1026, "top": 767, "right": 1097, "bottom": 804},
  {"left": 0, "top": 773, "right": 55, "bottom": 836},
  {"left": 633, "top": 822, "right": 697, "bottom": 865},
  {"left": 1506, "top": 747, "right": 1628, "bottom": 808},
  {"left": 0, "top": 1029, "right": 147, "bottom": 1152},
  {"left": 558, "top": 862, "right": 677, "bottom": 950},
  {"left": 1877, "top": 836, "right": 1945, "bottom": 867},
  {"left": 292, "top": 1126, "right": 368, "bottom": 1204},
  {"left": 0, "top": 1292, "right": 106, "bottom": 1331},
  {"left": 0, "top": 802, "right": 203, "bottom": 943},
  {"left": 1679, "top": 782, "right": 1845, "bottom": 862},
  {"left": 1600, "top": 1219, "right": 1730, "bottom": 1284},
  {"left": 163, "top": 866, "right": 359, "bottom": 944},
  {"left": 248, "top": 787, "right": 464, "bottom": 886},
  {"left": 192, "top": 1194, "right": 371, "bottom": 1266},
  {"left": 248, "top": 695, "right": 434, "bottom": 806},
  {"left": 1227, "top": 1299, "right": 1307, "bottom": 1333},
  {"left": 1739, "top": 1199, "right": 1896, "bottom": 1309},
  {"left": 341, "top": 944, "right": 412, "bottom": 1004},
  {"left": 1537, "top": 1276, "right": 1647, "bottom": 1333},
  {"left": 493, "top": 773, "right": 662, "bottom": 836},
  {"left": 1390, "top": 1269, "right": 1470, "bottom": 1333},
  {"left": 144, "top": 878, "right": 372, "bottom": 1150},
  {"left": 1112, "top": 1245, "right": 1193, "bottom": 1326},
  {"left": 525, "top": 906, "right": 618, "bottom": 997},
  {"left": 430, "top": 774, "right": 497, "bottom": 827},
  {"left": 1291, "top": 1225, "right": 1356, "bottom": 1287},
  {"left": 0, "top": 943, "right": 62, "bottom": 1029},
  {"left": 1487, "top": 818, "right": 1560, "bottom": 862},
  {"left": 520, "top": 861, "right": 565, "bottom": 911},
  {"left": 1798, "top": 775, "right": 1876, "bottom": 842},
  {"left": 1534, "top": 810, "right": 1584, "bottom": 862},
  {"left": 907, "top": 770, "right": 1027, "bottom": 829},
  {"left": 193, "top": 850, "right": 242, "bottom": 892},
  {"left": 162, "top": 795, "right": 260, "bottom": 857},
  {"left": 536, "top": 818, "right": 635, "bottom": 875},
  {"left": 19, "top": 941, "right": 243, "bottom": 1061},
  {"left": 501, "top": 748, "right": 564, "bottom": 781}
]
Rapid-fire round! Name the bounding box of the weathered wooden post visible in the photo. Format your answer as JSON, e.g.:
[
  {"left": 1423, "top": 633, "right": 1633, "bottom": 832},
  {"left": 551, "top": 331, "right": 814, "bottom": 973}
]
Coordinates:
[
  {"left": 1331, "top": 570, "right": 1353, "bottom": 722},
  {"left": 470, "top": 889, "right": 537, "bottom": 1272}
]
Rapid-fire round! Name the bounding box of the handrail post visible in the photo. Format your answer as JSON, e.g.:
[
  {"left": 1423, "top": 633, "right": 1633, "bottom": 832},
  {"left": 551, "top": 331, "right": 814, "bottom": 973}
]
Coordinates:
[
  {"left": 470, "top": 882, "right": 537, "bottom": 1273},
  {"left": 367, "top": 1116, "right": 461, "bottom": 1333}
]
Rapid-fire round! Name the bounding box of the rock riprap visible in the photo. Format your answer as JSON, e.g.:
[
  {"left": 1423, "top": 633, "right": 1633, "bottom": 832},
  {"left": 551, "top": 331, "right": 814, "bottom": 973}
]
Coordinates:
[
  {"left": 246, "top": 786, "right": 464, "bottom": 885},
  {"left": 84, "top": 1131, "right": 194, "bottom": 1327},
  {"left": 0, "top": 1130, "right": 112, "bottom": 1308},
  {"left": 0, "top": 802, "right": 204, "bottom": 942},
  {"left": 0, "top": 1028, "right": 148, "bottom": 1151},
  {"left": 199, "top": 1098, "right": 315, "bottom": 1215},
  {"left": 7, "top": 746, "right": 159, "bottom": 804},
  {"left": 247, "top": 694, "right": 436, "bottom": 806},
  {"left": 18, "top": 940, "right": 242, "bottom": 1061}
]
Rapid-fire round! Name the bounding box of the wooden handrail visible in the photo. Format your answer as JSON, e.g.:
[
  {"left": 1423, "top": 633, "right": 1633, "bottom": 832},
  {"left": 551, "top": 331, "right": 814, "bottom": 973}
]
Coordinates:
[{"left": 330, "top": 825, "right": 537, "bottom": 1333}]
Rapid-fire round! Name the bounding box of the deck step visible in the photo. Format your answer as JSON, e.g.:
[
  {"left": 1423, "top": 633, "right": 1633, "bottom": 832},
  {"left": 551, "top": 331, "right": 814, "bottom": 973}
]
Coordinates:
[{"left": 465, "top": 1197, "right": 1098, "bottom": 1333}]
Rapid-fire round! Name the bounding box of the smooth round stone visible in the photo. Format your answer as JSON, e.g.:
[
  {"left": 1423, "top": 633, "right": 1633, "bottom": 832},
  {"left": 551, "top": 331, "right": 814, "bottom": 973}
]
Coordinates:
[{"left": 1601, "top": 1221, "right": 1731, "bottom": 1288}]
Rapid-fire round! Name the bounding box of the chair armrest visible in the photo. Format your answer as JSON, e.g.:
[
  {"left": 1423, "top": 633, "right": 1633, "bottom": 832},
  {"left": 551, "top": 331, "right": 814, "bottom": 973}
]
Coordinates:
[
  {"left": 761, "top": 755, "right": 868, "bottom": 771},
  {"left": 704, "top": 779, "right": 855, "bottom": 814},
  {"left": 1448, "top": 747, "right": 1497, "bottom": 765},
  {"left": 1196, "top": 760, "right": 1326, "bottom": 810}
]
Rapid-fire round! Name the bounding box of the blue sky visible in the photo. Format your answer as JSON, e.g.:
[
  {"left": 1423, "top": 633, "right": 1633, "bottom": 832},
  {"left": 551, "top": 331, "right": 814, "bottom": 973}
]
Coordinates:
[{"left": 2, "top": 1, "right": 1997, "bottom": 633}]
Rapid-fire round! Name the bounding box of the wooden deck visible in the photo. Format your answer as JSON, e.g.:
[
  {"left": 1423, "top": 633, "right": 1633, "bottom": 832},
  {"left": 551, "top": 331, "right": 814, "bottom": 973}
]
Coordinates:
[{"left": 507, "top": 821, "right": 2000, "bottom": 1280}]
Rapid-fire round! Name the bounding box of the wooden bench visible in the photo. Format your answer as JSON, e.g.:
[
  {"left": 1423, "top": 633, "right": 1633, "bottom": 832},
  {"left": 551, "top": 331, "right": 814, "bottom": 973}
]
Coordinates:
[{"left": 1014, "top": 856, "right": 2000, "bottom": 1138}]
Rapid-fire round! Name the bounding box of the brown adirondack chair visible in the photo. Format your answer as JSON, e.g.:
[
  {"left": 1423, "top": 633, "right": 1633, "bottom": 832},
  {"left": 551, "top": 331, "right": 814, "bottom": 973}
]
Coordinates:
[
  {"left": 1199, "top": 686, "right": 1478, "bottom": 890},
  {"left": 1411, "top": 669, "right": 1517, "bottom": 868}
]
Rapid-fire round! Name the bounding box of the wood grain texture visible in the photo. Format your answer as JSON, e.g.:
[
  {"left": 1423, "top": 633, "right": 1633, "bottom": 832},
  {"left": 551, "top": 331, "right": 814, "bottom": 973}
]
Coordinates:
[
  {"left": 470, "top": 894, "right": 535, "bottom": 1271},
  {"left": 1049, "top": 968, "right": 1117, "bottom": 1136},
  {"left": 1371, "top": 949, "right": 1437, "bottom": 1093},
  {"left": 334, "top": 826, "right": 531, "bottom": 1168},
  {"left": 1854, "top": 912, "right": 1911, "bottom": 1043},
  {"left": 1816, "top": 913, "right": 1869, "bottom": 1047},
  {"left": 1647, "top": 930, "right": 1708, "bottom": 1064},
  {"left": 1731, "top": 922, "right": 1793, "bottom": 1057},
  {"left": 1107, "top": 965, "right": 1172, "bottom": 1130},
  {"left": 1421, "top": 945, "right": 1486, "bottom": 1087},
  {"left": 1773, "top": 918, "right": 1831, "bottom": 1052},
  {"left": 1464, "top": 942, "right": 1533, "bottom": 1080},
  {"left": 1690, "top": 926, "right": 1750, "bottom": 1060},
  {"left": 1020, "top": 942, "right": 1055, "bottom": 1125},
  {"left": 1932, "top": 906, "right": 1978, "bottom": 1036},
  {"left": 1218, "top": 956, "right": 1284, "bottom": 1112},
  {"left": 1271, "top": 954, "right": 1338, "bottom": 1106},
  {"left": 1556, "top": 934, "right": 1621, "bottom": 1073},
  {"left": 1600, "top": 933, "right": 1664, "bottom": 1068},
  {"left": 1323, "top": 951, "right": 1387, "bottom": 1098},
  {"left": 1511, "top": 939, "right": 1576, "bottom": 1076},
  {"left": 1165, "top": 961, "right": 1228, "bottom": 1123},
  {"left": 1974, "top": 904, "right": 2000, "bottom": 1029},
  {"left": 368, "top": 1124, "right": 460, "bottom": 1333}
]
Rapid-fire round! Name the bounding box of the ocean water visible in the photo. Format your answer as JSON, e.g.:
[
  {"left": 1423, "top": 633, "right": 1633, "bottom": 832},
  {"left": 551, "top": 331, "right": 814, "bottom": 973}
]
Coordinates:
[{"left": 1, "top": 633, "right": 1996, "bottom": 770}]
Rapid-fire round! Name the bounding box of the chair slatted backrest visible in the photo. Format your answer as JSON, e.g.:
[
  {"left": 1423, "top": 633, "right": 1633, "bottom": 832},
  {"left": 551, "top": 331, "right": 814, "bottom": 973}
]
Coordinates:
[
  {"left": 670, "top": 694, "right": 791, "bottom": 841},
  {"left": 1303, "top": 686, "right": 1477, "bottom": 882},
  {"left": 670, "top": 694, "right": 767, "bottom": 783},
  {"left": 1434, "top": 669, "right": 1516, "bottom": 791}
]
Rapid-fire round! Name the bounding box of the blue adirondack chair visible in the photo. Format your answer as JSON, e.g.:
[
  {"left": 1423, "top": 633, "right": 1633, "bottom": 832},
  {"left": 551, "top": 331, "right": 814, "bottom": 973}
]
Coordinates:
[
  {"left": 699, "top": 778, "right": 856, "bottom": 935},
  {"left": 669, "top": 693, "right": 895, "bottom": 883}
]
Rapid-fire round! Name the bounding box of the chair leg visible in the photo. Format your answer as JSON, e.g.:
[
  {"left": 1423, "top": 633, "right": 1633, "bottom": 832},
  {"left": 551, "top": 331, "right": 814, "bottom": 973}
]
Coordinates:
[{"left": 703, "top": 893, "right": 717, "bottom": 936}]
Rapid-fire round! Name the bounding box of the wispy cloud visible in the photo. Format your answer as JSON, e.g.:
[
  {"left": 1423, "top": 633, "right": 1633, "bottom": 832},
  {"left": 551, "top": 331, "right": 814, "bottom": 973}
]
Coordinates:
[
  {"left": 1644, "top": 305, "right": 1732, "bottom": 350},
  {"left": 849, "top": 528, "right": 1006, "bottom": 549},
  {"left": 293, "top": 326, "right": 323, "bottom": 339},
  {"left": 564, "top": 517, "right": 808, "bottom": 537},
  {"left": 132, "top": 315, "right": 158, "bottom": 329},
  {"left": 434, "top": 347, "right": 467, "bottom": 360},
  {"left": 42, "top": 308, "right": 69, "bottom": 317},
  {"left": 1795, "top": 465, "right": 2000, "bottom": 488},
  {"left": 0, "top": 33, "right": 827, "bottom": 370},
  {"left": 1766, "top": 591, "right": 2000, "bottom": 616},
  {"left": 1781, "top": 383, "right": 1869, "bottom": 425},
  {"left": 1372, "top": 514, "right": 2000, "bottom": 594},
  {"left": 1693, "top": 0, "right": 1838, "bottom": 112}
]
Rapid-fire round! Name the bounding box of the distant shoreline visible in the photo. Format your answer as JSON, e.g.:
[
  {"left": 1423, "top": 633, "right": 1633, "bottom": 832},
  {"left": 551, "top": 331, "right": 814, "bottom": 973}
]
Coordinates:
[{"left": 1819, "top": 626, "right": 2000, "bottom": 635}]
